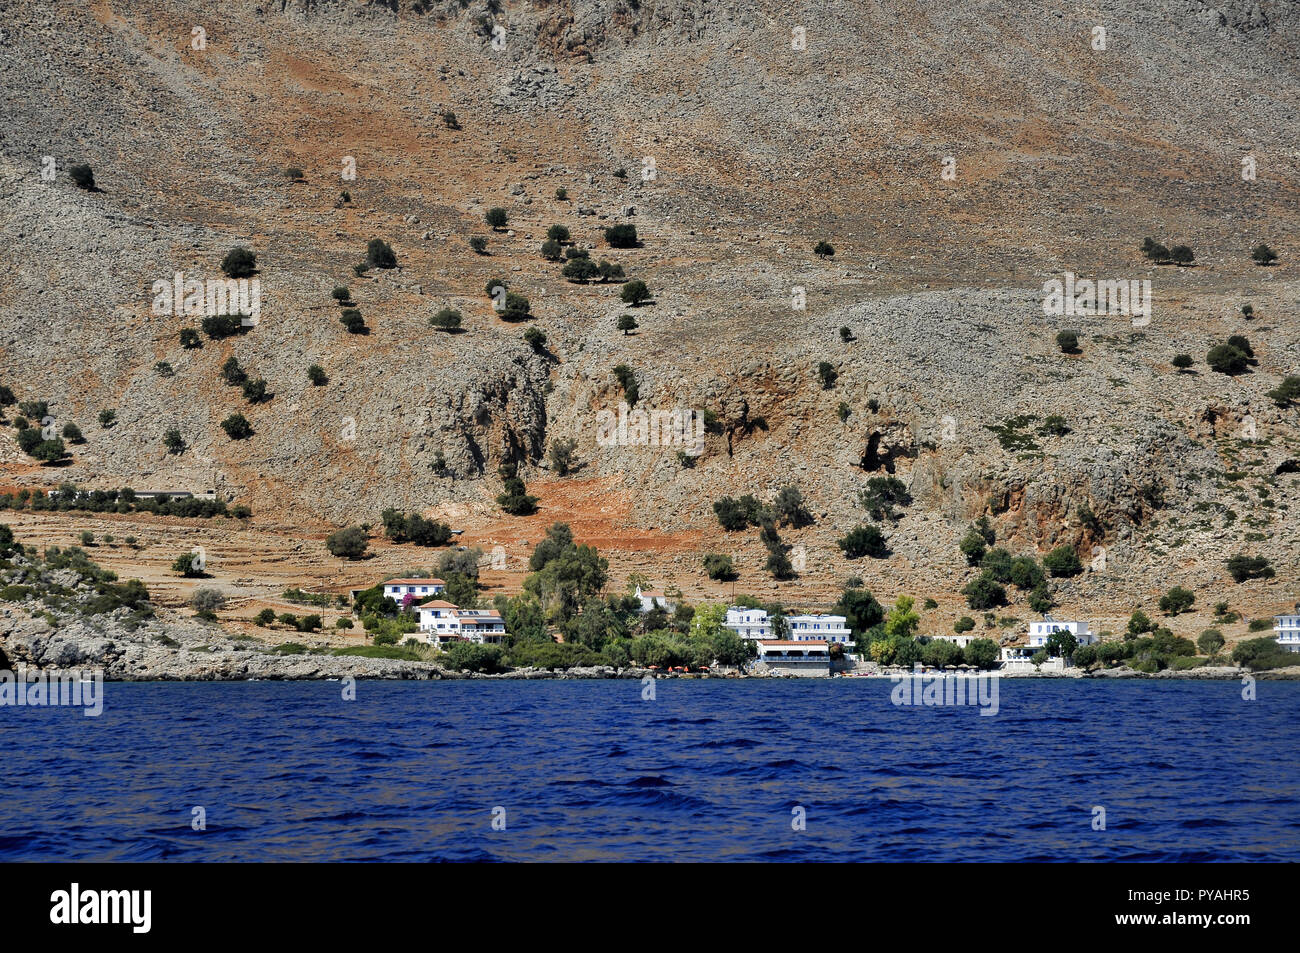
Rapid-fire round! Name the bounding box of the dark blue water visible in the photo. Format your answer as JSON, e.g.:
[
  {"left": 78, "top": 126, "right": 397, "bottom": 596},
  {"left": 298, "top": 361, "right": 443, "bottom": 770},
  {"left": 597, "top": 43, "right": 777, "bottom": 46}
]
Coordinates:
[{"left": 1, "top": 680, "right": 1296, "bottom": 861}]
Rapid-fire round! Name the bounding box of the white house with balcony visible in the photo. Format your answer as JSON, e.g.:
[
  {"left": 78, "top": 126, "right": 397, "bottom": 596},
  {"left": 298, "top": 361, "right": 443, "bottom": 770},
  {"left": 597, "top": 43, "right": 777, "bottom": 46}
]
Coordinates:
[
  {"left": 1000, "top": 644, "right": 1066, "bottom": 672},
  {"left": 383, "top": 578, "right": 446, "bottom": 608},
  {"left": 414, "top": 599, "right": 506, "bottom": 645},
  {"left": 634, "top": 586, "right": 677, "bottom": 614},
  {"left": 756, "top": 640, "right": 830, "bottom": 677},
  {"left": 1027, "top": 617, "right": 1095, "bottom": 648},
  {"left": 724, "top": 606, "right": 774, "bottom": 640},
  {"left": 1275, "top": 606, "right": 1300, "bottom": 654},
  {"left": 785, "top": 613, "right": 853, "bottom": 646}
]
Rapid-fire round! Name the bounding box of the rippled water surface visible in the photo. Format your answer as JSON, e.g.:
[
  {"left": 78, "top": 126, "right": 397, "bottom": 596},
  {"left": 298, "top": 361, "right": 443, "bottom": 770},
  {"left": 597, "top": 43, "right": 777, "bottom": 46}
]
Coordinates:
[{"left": 1, "top": 679, "right": 1297, "bottom": 861}]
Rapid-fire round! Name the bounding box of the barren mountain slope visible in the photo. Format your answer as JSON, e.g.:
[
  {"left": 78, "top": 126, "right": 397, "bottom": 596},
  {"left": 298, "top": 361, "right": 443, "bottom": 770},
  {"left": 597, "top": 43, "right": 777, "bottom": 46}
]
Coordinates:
[{"left": 0, "top": 0, "right": 1297, "bottom": 631}]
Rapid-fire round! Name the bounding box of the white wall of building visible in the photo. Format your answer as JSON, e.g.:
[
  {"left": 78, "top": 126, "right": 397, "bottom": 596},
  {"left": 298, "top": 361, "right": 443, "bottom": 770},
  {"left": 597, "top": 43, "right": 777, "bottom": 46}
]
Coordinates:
[
  {"left": 724, "top": 607, "right": 773, "bottom": 640},
  {"left": 1028, "top": 618, "right": 1094, "bottom": 647},
  {"left": 785, "top": 614, "right": 852, "bottom": 644},
  {"left": 1275, "top": 612, "right": 1300, "bottom": 653}
]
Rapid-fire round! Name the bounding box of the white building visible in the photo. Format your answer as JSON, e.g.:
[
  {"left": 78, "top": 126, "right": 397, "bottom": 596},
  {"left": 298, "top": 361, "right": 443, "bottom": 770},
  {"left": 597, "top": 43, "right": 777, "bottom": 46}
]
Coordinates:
[
  {"left": 1027, "top": 617, "right": 1095, "bottom": 648},
  {"left": 634, "top": 586, "right": 677, "bottom": 614},
  {"left": 383, "top": 578, "right": 446, "bottom": 607},
  {"left": 1275, "top": 605, "right": 1300, "bottom": 654},
  {"left": 931, "top": 633, "right": 977, "bottom": 649},
  {"left": 1000, "top": 645, "right": 1065, "bottom": 672},
  {"left": 724, "top": 606, "right": 774, "bottom": 640},
  {"left": 414, "top": 600, "right": 506, "bottom": 645},
  {"left": 756, "top": 640, "right": 830, "bottom": 677},
  {"left": 785, "top": 613, "right": 853, "bottom": 646}
]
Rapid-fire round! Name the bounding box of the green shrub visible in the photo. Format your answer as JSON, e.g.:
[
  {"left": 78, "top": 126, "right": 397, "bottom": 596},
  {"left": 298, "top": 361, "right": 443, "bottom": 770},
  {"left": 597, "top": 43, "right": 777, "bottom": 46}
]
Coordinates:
[
  {"left": 366, "top": 238, "right": 397, "bottom": 269},
  {"left": 499, "top": 292, "right": 531, "bottom": 321},
  {"left": 1197, "top": 629, "right": 1225, "bottom": 656},
  {"left": 441, "top": 641, "right": 504, "bottom": 673},
  {"left": 612, "top": 364, "right": 638, "bottom": 405},
  {"left": 964, "top": 638, "right": 999, "bottom": 669},
  {"left": 523, "top": 327, "right": 547, "bottom": 352},
  {"left": 221, "top": 356, "right": 247, "bottom": 385},
  {"left": 241, "top": 378, "right": 268, "bottom": 403},
  {"left": 562, "top": 257, "right": 599, "bottom": 283},
  {"left": 1265, "top": 376, "right": 1300, "bottom": 408},
  {"left": 1251, "top": 243, "right": 1277, "bottom": 265},
  {"left": 221, "top": 246, "right": 257, "bottom": 279},
  {"left": 485, "top": 208, "right": 508, "bottom": 229},
  {"left": 497, "top": 472, "right": 539, "bottom": 515},
  {"left": 326, "top": 526, "right": 369, "bottom": 559},
  {"left": 620, "top": 280, "right": 650, "bottom": 306},
  {"left": 703, "top": 553, "right": 736, "bottom": 581},
  {"left": 962, "top": 572, "right": 1007, "bottom": 610},
  {"left": 1207, "top": 343, "right": 1249, "bottom": 375},
  {"left": 202, "top": 313, "right": 247, "bottom": 339},
  {"left": 220, "top": 414, "right": 252, "bottom": 439},
  {"left": 69, "top": 163, "right": 95, "bottom": 190},
  {"left": 1226, "top": 554, "right": 1274, "bottom": 583},
  {"left": 1231, "top": 637, "right": 1295, "bottom": 671},
  {"left": 1158, "top": 586, "right": 1195, "bottom": 615},
  {"left": 1043, "top": 545, "right": 1082, "bottom": 577},
  {"left": 172, "top": 551, "right": 205, "bottom": 577},
  {"left": 839, "top": 525, "right": 888, "bottom": 559},
  {"left": 858, "top": 477, "right": 911, "bottom": 521},
  {"left": 605, "top": 224, "right": 638, "bottom": 248},
  {"left": 430, "top": 308, "right": 462, "bottom": 332}
]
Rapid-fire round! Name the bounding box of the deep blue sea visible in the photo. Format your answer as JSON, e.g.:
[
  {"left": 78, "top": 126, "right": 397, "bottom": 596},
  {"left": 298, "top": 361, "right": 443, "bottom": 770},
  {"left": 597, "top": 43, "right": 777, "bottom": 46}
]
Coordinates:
[{"left": 1, "top": 679, "right": 1297, "bottom": 861}]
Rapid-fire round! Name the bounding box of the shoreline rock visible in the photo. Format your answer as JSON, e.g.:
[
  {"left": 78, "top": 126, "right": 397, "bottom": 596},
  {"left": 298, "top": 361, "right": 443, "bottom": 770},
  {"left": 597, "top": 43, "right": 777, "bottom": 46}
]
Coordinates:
[{"left": 4, "top": 607, "right": 1298, "bottom": 682}]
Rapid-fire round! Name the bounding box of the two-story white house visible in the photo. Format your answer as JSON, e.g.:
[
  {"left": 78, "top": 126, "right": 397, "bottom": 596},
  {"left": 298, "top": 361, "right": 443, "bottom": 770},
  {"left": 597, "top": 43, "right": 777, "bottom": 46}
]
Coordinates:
[
  {"left": 414, "top": 600, "right": 507, "bottom": 645},
  {"left": 1027, "top": 617, "right": 1095, "bottom": 648},
  {"left": 785, "top": 613, "right": 853, "bottom": 646},
  {"left": 723, "top": 607, "right": 774, "bottom": 640},
  {"left": 756, "top": 640, "right": 830, "bottom": 677},
  {"left": 383, "top": 578, "right": 446, "bottom": 608},
  {"left": 634, "top": 585, "right": 677, "bottom": 614},
  {"left": 1275, "top": 605, "right": 1300, "bottom": 654}
]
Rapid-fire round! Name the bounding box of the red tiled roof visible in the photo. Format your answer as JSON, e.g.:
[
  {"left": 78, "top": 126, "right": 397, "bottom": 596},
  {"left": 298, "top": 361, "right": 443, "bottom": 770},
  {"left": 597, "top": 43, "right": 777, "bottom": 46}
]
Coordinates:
[{"left": 383, "top": 578, "right": 446, "bottom": 587}]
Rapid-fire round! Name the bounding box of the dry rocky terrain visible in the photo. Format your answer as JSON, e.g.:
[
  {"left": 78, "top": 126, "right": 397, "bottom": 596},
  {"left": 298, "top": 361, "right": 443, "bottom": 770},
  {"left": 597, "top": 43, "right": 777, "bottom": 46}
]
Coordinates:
[{"left": 0, "top": 0, "right": 1298, "bottom": 652}]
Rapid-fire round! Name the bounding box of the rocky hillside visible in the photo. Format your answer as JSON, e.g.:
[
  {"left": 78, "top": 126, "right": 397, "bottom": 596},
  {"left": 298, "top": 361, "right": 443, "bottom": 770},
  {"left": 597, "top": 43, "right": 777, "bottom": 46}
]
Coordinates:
[{"left": 0, "top": 0, "right": 1297, "bottom": 624}]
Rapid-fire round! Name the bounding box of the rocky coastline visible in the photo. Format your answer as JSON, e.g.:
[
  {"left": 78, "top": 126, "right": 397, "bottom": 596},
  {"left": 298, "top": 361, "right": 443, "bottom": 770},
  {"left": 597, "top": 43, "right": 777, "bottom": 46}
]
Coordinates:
[{"left": 3, "top": 608, "right": 1297, "bottom": 682}]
